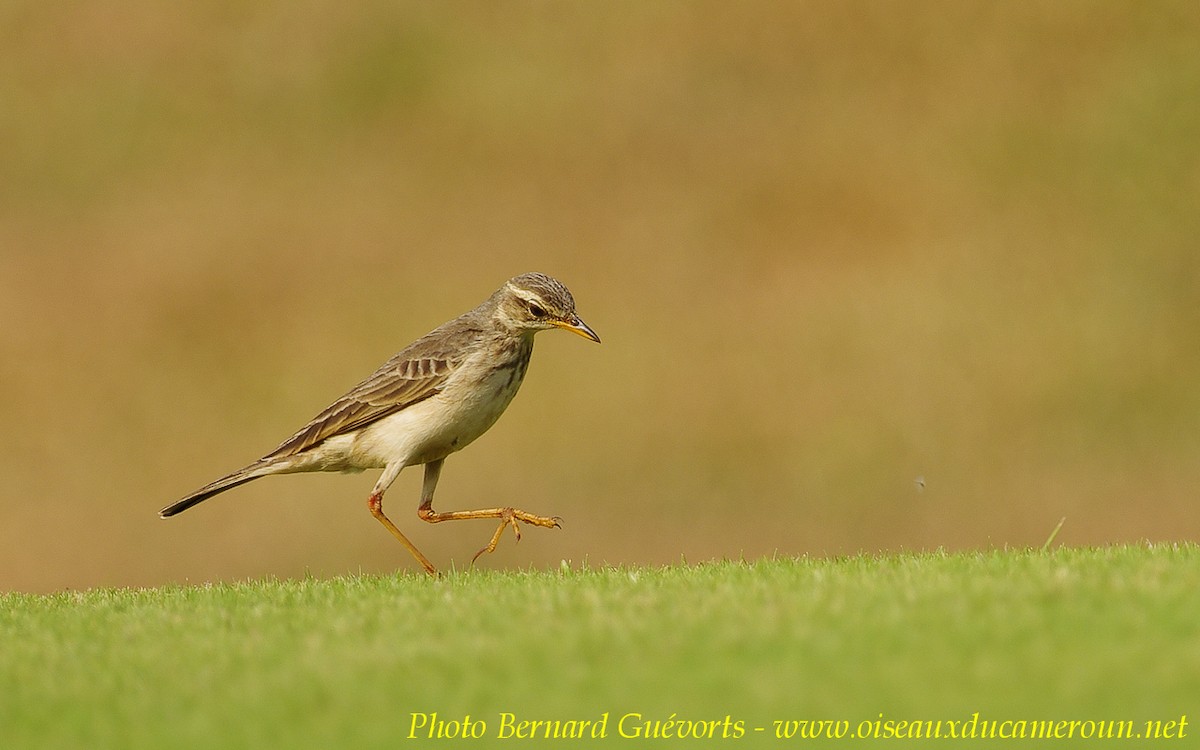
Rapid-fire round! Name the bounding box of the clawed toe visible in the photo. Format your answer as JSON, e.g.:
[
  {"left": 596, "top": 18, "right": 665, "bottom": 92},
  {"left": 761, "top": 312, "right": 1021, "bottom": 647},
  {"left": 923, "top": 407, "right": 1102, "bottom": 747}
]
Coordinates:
[{"left": 466, "top": 507, "right": 563, "bottom": 567}]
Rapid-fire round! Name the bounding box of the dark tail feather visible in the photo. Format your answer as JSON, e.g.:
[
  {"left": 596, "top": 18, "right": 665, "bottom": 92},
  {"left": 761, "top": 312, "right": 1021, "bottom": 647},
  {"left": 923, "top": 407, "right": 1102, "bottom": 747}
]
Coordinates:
[{"left": 159, "top": 462, "right": 274, "bottom": 518}]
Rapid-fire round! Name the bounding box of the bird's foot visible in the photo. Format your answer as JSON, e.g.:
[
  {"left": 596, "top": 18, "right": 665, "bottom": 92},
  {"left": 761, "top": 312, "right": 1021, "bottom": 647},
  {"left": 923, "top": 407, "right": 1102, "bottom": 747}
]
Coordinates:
[
  {"left": 469, "top": 508, "right": 562, "bottom": 565},
  {"left": 417, "top": 503, "right": 562, "bottom": 565}
]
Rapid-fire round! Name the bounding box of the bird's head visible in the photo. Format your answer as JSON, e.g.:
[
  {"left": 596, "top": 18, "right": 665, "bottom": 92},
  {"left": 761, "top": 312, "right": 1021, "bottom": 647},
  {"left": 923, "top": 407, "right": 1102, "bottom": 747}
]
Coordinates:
[{"left": 495, "top": 272, "right": 601, "bottom": 343}]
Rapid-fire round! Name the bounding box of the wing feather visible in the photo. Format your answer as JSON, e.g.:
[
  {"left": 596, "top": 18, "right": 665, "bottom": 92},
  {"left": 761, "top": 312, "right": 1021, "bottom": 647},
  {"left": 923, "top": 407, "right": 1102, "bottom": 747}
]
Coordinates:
[{"left": 264, "top": 321, "right": 481, "bottom": 459}]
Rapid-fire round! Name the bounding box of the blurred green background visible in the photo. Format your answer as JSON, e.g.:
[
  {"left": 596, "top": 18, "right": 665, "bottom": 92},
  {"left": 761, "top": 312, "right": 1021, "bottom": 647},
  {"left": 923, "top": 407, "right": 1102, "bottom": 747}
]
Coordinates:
[{"left": 2, "top": 1, "right": 1197, "bottom": 592}]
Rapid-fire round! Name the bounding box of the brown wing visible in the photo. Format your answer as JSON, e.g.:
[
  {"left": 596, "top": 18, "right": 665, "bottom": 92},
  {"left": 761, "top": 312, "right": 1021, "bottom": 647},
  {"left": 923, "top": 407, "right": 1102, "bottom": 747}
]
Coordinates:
[{"left": 264, "top": 320, "right": 482, "bottom": 459}]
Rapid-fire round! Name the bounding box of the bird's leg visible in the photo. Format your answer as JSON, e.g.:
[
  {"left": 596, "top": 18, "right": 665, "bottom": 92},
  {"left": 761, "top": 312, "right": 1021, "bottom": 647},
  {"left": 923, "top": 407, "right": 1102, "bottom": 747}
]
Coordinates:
[
  {"left": 369, "top": 492, "right": 437, "bottom": 576},
  {"left": 368, "top": 462, "right": 437, "bottom": 576},
  {"left": 416, "top": 458, "right": 562, "bottom": 564}
]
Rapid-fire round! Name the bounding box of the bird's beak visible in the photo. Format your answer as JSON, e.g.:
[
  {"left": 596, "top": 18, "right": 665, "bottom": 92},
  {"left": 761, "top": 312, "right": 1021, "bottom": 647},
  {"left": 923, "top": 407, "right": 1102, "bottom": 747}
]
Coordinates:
[{"left": 554, "top": 315, "right": 601, "bottom": 343}]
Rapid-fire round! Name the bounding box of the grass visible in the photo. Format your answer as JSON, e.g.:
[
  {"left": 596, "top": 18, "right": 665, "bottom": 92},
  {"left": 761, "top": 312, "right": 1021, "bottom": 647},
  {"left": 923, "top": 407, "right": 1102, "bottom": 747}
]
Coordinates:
[{"left": 2, "top": 545, "right": 1197, "bottom": 748}]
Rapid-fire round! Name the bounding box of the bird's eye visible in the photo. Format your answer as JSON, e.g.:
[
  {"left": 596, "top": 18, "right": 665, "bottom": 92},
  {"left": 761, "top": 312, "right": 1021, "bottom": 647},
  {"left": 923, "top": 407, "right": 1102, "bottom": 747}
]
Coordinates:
[{"left": 528, "top": 302, "right": 546, "bottom": 318}]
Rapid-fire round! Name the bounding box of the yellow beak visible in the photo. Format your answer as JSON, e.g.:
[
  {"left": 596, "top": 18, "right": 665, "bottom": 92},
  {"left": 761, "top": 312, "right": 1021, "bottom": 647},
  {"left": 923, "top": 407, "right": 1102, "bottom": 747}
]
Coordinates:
[{"left": 553, "top": 315, "right": 601, "bottom": 343}]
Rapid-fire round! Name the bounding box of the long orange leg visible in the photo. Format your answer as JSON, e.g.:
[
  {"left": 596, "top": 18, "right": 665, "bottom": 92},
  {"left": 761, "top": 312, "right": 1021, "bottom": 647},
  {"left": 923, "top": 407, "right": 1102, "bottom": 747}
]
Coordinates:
[
  {"left": 367, "top": 462, "right": 437, "bottom": 576},
  {"left": 415, "top": 459, "right": 562, "bottom": 564}
]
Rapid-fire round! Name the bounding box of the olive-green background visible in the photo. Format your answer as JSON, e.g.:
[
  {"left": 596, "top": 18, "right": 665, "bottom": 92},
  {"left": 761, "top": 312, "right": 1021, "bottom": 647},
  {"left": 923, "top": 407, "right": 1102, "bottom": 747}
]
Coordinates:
[{"left": 3, "top": 2, "right": 1197, "bottom": 592}]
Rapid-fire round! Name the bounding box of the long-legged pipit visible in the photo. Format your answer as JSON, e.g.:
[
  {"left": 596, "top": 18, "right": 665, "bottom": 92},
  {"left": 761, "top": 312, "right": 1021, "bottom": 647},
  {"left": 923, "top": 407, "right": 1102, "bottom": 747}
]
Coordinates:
[{"left": 159, "top": 273, "right": 600, "bottom": 575}]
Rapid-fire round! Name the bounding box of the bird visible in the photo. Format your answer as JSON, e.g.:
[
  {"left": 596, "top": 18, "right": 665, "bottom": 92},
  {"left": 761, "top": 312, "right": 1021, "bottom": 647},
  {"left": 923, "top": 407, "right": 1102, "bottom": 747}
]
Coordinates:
[{"left": 159, "top": 272, "right": 600, "bottom": 576}]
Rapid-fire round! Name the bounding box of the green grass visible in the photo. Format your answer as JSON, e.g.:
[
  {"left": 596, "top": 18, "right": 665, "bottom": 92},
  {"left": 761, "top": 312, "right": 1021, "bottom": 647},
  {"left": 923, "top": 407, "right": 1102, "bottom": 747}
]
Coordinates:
[{"left": 2, "top": 545, "right": 1197, "bottom": 748}]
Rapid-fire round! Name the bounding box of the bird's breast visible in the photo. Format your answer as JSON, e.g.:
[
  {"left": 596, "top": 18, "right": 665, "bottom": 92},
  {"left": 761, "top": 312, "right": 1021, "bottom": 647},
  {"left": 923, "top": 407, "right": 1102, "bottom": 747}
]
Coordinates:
[
  {"left": 352, "top": 343, "right": 533, "bottom": 467},
  {"left": 433, "top": 347, "right": 531, "bottom": 445}
]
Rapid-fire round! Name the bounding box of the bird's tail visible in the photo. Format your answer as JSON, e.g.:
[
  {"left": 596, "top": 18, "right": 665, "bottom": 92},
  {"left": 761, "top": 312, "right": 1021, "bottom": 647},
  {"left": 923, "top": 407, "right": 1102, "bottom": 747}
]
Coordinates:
[{"left": 159, "top": 460, "right": 278, "bottom": 518}]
